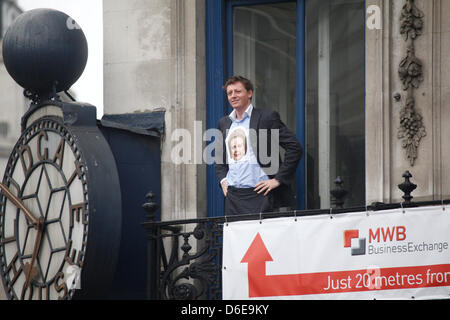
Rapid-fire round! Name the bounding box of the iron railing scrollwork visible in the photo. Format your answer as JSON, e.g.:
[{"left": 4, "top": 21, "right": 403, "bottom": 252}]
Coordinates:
[
  {"left": 159, "top": 221, "right": 223, "bottom": 300},
  {"left": 143, "top": 192, "right": 224, "bottom": 300}
]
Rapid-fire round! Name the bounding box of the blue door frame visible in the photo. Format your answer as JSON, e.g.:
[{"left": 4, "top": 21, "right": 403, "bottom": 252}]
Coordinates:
[{"left": 206, "top": 0, "right": 306, "bottom": 217}]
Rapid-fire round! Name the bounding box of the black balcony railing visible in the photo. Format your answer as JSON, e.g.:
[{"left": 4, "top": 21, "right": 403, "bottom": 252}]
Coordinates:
[{"left": 141, "top": 171, "right": 450, "bottom": 300}]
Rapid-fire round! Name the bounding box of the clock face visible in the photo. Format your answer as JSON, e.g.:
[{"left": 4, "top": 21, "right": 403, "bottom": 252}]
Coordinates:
[{"left": 0, "top": 116, "right": 88, "bottom": 300}]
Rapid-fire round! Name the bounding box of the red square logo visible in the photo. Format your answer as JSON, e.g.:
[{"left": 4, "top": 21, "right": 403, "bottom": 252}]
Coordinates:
[{"left": 344, "top": 230, "right": 359, "bottom": 247}]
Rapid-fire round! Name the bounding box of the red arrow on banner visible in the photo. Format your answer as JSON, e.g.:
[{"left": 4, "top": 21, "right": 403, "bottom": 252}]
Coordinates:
[
  {"left": 241, "top": 232, "right": 306, "bottom": 297},
  {"left": 241, "top": 232, "right": 352, "bottom": 297},
  {"left": 240, "top": 232, "right": 274, "bottom": 297}
]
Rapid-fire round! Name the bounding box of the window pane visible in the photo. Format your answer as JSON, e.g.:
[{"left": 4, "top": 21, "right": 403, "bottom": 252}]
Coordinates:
[
  {"left": 233, "top": 2, "right": 297, "bottom": 133},
  {"left": 305, "top": 0, "right": 365, "bottom": 209}
]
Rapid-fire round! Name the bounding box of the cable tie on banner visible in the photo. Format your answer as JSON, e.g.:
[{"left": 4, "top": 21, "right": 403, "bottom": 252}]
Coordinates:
[
  {"left": 400, "top": 201, "right": 405, "bottom": 214},
  {"left": 442, "top": 198, "right": 446, "bottom": 212},
  {"left": 365, "top": 205, "right": 370, "bottom": 217},
  {"left": 329, "top": 207, "right": 333, "bottom": 219},
  {"left": 259, "top": 211, "right": 262, "bottom": 224},
  {"left": 294, "top": 210, "right": 297, "bottom": 222},
  {"left": 224, "top": 215, "right": 228, "bottom": 227}
]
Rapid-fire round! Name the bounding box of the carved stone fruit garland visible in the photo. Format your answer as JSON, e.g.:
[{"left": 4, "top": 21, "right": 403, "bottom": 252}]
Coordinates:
[{"left": 397, "top": 0, "right": 426, "bottom": 166}]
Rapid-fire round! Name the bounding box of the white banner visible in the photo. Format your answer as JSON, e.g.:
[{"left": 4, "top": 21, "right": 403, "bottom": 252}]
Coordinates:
[{"left": 222, "top": 205, "right": 450, "bottom": 299}]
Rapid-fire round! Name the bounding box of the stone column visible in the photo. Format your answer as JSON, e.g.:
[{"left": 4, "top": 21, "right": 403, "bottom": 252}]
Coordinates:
[{"left": 103, "top": 0, "right": 206, "bottom": 221}]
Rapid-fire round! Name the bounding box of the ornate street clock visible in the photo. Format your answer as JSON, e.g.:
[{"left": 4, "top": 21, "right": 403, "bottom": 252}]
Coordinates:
[
  {"left": 0, "top": 102, "right": 122, "bottom": 300},
  {"left": 0, "top": 9, "right": 122, "bottom": 299}
]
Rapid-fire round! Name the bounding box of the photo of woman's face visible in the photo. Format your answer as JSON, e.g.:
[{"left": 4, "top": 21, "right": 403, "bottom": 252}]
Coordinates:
[{"left": 230, "top": 136, "right": 246, "bottom": 161}]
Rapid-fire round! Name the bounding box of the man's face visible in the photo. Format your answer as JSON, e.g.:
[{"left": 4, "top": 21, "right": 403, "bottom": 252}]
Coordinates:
[
  {"left": 230, "top": 136, "right": 246, "bottom": 161},
  {"left": 226, "top": 82, "right": 252, "bottom": 111}
]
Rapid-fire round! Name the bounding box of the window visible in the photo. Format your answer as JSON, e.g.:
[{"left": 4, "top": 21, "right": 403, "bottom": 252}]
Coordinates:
[
  {"left": 305, "top": 0, "right": 365, "bottom": 208},
  {"left": 206, "top": 0, "right": 365, "bottom": 216},
  {"left": 232, "top": 3, "right": 297, "bottom": 133}
]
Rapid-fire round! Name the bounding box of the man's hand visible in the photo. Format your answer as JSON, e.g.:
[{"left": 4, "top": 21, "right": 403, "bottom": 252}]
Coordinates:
[
  {"left": 221, "top": 179, "right": 228, "bottom": 197},
  {"left": 254, "top": 178, "right": 280, "bottom": 196}
]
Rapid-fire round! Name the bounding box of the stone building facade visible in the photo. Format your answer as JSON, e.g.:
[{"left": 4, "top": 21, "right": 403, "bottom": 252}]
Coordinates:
[
  {"left": 103, "top": 0, "right": 450, "bottom": 222},
  {"left": 366, "top": 0, "right": 450, "bottom": 204},
  {"left": 0, "top": 0, "right": 449, "bottom": 300}
]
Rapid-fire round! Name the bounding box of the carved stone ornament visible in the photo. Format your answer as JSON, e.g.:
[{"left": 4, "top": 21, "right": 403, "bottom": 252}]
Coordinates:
[
  {"left": 400, "top": 0, "right": 424, "bottom": 41},
  {"left": 397, "top": 98, "right": 427, "bottom": 166},
  {"left": 397, "top": 0, "right": 426, "bottom": 167},
  {"left": 398, "top": 45, "right": 423, "bottom": 90}
]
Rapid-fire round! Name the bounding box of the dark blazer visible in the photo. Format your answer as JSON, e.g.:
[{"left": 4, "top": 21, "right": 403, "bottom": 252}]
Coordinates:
[{"left": 215, "top": 107, "right": 303, "bottom": 208}]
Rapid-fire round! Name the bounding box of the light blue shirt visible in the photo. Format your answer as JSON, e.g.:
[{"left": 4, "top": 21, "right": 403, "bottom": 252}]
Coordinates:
[{"left": 225, "top": 104, "right": 269, "bottom": 188}]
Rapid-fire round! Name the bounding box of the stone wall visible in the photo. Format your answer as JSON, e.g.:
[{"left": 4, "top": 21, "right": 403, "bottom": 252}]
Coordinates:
[
  {"left": 103, "top": 0, "right": 206, "bottom": 221},
  {"left": 366, "top": 0, "right": 450, "bottom": 204}
]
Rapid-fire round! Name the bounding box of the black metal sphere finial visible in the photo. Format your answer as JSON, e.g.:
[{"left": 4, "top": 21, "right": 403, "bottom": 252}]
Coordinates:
[
  {"left": 2, "top": 8, "right": 88, "bottom": 101},
  {"left": 398, "top": 170, "right": 417, "bottom": 204}
]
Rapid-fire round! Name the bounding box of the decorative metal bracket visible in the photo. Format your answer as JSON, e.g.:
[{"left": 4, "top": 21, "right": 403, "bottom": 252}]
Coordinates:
[
  {"left": 23, "top": 80, "right": 61, "bottom": 105},
  {"left": 397, "top": 0, "right": 426, "bottom": 166}
]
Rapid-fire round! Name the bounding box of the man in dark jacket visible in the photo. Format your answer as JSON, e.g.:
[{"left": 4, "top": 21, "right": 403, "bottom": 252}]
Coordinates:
[{"left": 215, "top": 75, "right": 303, "bottom": 215}]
